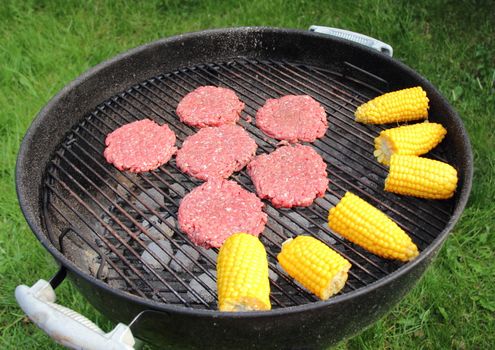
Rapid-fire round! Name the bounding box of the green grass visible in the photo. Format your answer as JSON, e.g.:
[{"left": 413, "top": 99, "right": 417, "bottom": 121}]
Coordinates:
[{"left": 1, "top": 0, "right": 494, "bottom": 348}]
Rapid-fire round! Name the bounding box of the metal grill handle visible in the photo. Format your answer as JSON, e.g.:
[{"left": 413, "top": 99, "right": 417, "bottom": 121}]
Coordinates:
[
  {"left": 15, "top": 279, "right": 135, "bottom": 350},
  {"left": 309, "top": 25, "right": 393, "bottom": 57}
]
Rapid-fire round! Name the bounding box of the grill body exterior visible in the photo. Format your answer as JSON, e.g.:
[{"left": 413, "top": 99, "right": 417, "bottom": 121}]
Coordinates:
[
  {"left": 69, "top": 249, "right": 434, "bottom": 349},
  {"left": 16, "top": 28, "right": 472, "bottom": 349}
]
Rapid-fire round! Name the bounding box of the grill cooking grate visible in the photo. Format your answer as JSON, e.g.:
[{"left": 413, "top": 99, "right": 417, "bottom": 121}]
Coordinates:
[{"left": 42, "top": 58, "right": 454, "bottom": 309}]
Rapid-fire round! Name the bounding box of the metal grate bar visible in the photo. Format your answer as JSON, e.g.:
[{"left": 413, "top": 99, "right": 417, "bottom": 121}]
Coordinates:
[
  {"left": 47, "top": 204, "right": 149, "bottom": 298},
  {"left": 231, "top": 60, "right": 376, "bottom": 141},
  {"left": 286, "top": 60, "right": 449, "bottom": 164},
  {"left": 237, "top": 59, "right": 452, "bottom": 219},
  {"left": 94, "top": 88, "right": 362, "bottom": 294},
  {"left": 171, "top": 64, "right": 447, "bottom": 239},
  {"left": 56, "top": 143, "right": 223, "bottom": 300},
  {"left": 45, "top": 182, "right": 177, "bottom": 304},
  {"left": 195, "top": 64, "right": 374, "bottom": 152},
  {"left": 43, "top": 58, "right": 456, "bottom": 310},
  {"left": 208, "top": 60, "right": 452, "bottom": 224},
  {"left": 47, "top": 160, "right": 212, "bottom": 306},
  {"left": 281, "top": 61, "right": 385, "bottom": 141},
  {"left": 60, "top": 128, "right": 227, "bottom": 304},
  {"left": 280, "top": 60, "right": 369, "bottom": 104},
  {"left": 343, "top": 62, "right": 389, "bottom": 91},
  {"left": 81, "top": 117, "right": 295, "bottom": 306},
  {"left": 129, "top": 76, "right": 388, "bottom": 284},
  {"left": 268, "top": 59, "right": 362, "bottom": 109},
  {"left": 84, "top": 110, "right": 295, "bottom": 305},
  {"left": 144, "top": 76, "right": 280, "bottom": 150},
  {"left": 288, "top": 61, "right": 395, "bottom": 136},
  {"left": 57, "top": 124, "right": 222, "bottom": 305},
  {"left": 146, "top": 70, "right": 424, "bottom": 271},
  {"left": 101, "top": 94, "right": 327, "bottom": 299},
  {"left": 166, "top": 71, "right": 418, "bottom": 279},
  {"left": 268, "top": 60, "right": 382, "bottom": 139},
  {"left": 80, "top": 103, "right": 302, "bottom": 305},
  {"left": 193, "top": 65, "right": 451, "bottom": 231}
]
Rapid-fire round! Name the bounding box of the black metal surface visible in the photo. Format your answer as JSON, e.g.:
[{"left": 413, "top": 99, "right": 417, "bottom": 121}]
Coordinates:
[
  {"left": 66, "top": 248, "right": 432, "bottom": 350},
  {"left": 43, "top": 57, "right": 452, "bottom": 310},
  {"left": 16, "top": 27, "right": 473, "bottom": 349}
]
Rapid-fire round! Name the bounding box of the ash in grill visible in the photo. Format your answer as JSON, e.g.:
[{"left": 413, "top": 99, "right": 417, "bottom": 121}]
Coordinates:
[{"left": 43, "top": 58, "right": 454, "bottom": 310}]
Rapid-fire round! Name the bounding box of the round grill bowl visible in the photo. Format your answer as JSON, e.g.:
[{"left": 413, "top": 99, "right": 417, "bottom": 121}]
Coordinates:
[{"left": 16, "top": 27, "right": 472, "bottom": 349}]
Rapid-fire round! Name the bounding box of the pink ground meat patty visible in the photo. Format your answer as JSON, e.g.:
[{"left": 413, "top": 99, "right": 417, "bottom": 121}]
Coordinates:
[
  {"left": 104, "top": 119, "right": 177, "bottom": 173},
  {"left": 247, "top": 144, "right": 329, "bottom": 208},
  {"left": 256, "top": 95, "right": 327, "bottom": 143},
  {"left": 176, "top": 86, "right": 245, "bottom": 128},
  {"left": 176, "top": 124, "right": 257, "bottom": 181},
  {"left": 178, "top": 179, "right": 267, "bottom": 248}
]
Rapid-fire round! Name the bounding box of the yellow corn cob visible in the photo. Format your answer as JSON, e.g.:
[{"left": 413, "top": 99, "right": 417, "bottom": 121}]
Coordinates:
[
  {"left": 385, "top": 155, "right": 458, "bottom": 199},
  {"left": 374, "top": 122, "right": 447, "bottom": 165},
  {"left": 328, "top": 192, "right": 419, "bottom": 262},
  {"left": 355, "top": 86, "right": 429, "bottom": 124},
  {"left": 277, "top": 236, "right": 351, "bottom": 300},
  {"left": 217, "top": 233, "right": 271, "bottom": 312}
]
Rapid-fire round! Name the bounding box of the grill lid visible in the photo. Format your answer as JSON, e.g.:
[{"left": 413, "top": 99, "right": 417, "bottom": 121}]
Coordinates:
[{"left": 42, "top": 57, "right": 454, "bottom": 310}]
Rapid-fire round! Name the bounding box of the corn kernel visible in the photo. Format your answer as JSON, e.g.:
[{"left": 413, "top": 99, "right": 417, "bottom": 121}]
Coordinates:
[
  {"left": 217, "top": 233, "right": 271, "bottom": 312},
  {"left": 328, "top": 192, "right": 419, "bottom": 261},
  {"left": 355, "top": 87, "right": 429, "bottom": 124},
  {"left": 385, "top": 155, "right": 458, "bottom": 199},
  {"left": 277, "top": 236, "right": 351, "bottom": 300},
  {"left": 374, "top": 122, "right": 447, "bottom": 165}
]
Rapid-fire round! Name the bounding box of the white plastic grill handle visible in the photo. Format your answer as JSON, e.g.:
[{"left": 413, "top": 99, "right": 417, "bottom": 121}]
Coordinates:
[
  {"left": 309, "top": 25, "right": 393, "bottom": 57},
  {"left": 15, "top": 280, "right": 135, "bottom": 350}
]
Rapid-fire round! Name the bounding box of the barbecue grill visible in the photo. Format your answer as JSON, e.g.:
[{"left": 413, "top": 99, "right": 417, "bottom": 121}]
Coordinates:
[{"left": 15, "top": 27, "right": 472, "bottom": 349}]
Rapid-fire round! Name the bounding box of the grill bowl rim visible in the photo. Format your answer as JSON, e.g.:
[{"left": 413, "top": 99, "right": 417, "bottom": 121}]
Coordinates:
[{"left": 16, "top": 26, "right": 473, "bottom": 318}]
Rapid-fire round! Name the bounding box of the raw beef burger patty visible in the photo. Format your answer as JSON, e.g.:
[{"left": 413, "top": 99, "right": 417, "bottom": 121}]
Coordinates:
[
  {"left": 256, "top": 95, "right": 327, "bottom": 143},
  {"left": 176, "top": 124, "right": 257, "bottom": 181},
  {"left": 247, "top": 144, "right": 328, "bottom": 208},
  {"left": 176, "top": 86, "right": 245, "bottom": 128},
  {"left": 104, "top": 119, "right": 177, "bottom": 173},
  {"left": 178, "top": 179, "right": 267, "bottom": 248}
]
